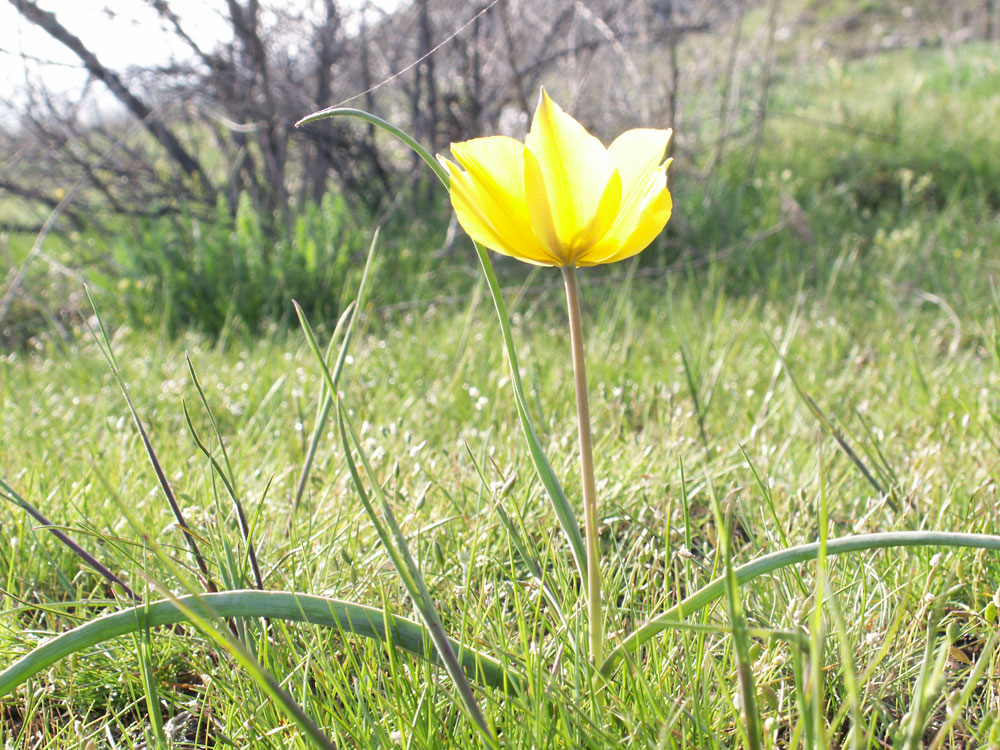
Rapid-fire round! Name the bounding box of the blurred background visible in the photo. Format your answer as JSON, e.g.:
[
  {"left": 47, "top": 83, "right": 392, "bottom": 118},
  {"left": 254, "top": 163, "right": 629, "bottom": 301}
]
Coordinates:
[{"left": 1, "top": 0, "right": 998, "bottom": 344}]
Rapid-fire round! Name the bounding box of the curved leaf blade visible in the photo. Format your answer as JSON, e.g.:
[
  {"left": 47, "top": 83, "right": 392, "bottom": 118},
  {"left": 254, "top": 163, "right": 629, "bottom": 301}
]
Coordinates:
[{"left": 0, "top": 590, "right": 521, "bottom": 698}]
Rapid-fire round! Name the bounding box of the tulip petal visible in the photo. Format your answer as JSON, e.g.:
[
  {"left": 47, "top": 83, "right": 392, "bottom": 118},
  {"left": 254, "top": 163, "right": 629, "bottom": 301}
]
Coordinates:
[
  {"left": 521, "top": 148, "right": 558, "bottom": 255},
  {"left": 443, "top": 161, "right": 518, "bottom": 257},
  {"left": 446, "top": 137, "right": 557, "bottom": 265},
  {"left": 524, "top": 148, "right": 622, "bottom": 264},
  {"left": 581, "top": 172, "right": 673, "bottom": 266},
  {"left": 608, "top": 128, "right": 672, "bottom": 202},
  {"left": 581, "top": 141, "right": 673, "bottom": 265},
  {"left": 524, "top": 88, "right": 619, "bottom": 258},
  {"left": 580, "top": 168, "right": 623, "bottom": 259}
]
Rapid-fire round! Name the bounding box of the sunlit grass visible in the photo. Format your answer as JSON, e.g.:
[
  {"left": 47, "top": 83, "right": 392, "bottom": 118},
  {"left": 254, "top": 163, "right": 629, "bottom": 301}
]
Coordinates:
[{"left": 4, "top": 233, "right": 1000, "bottom": 744}]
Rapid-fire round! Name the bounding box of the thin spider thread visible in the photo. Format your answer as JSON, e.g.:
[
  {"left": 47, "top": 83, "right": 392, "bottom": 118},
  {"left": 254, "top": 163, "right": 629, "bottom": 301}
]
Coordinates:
[{"left": 333, "top": 0, "right": 503, "bottom": 108}]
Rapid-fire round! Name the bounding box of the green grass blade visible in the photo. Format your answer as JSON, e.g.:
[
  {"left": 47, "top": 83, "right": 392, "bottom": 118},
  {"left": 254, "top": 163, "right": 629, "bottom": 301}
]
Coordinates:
[
  {"left": 707, "top": 482, "right": 761, "bottom": 750},
  {"left": 928, "top": 629, "right": 1000, "bottom": 750},
  {"left": 902, "top": 610, "right": 949, "bottom": 750},
  {"left": 148, "top": 587, "right": 339, "bottom": 750},
  {"left": 0, "top": 478, "right": 140, "bottom": 602},
  {"left": 337, "top": 407, "right": 500, "bottom": 748},
  {"left": 181, "top": 394, "right": 264, "bottom": 590},
  {"left": 185, "top": 355, "right": 238, "bottom": 494},
  {"left": 473, "top": 240, "right": 588, "bottom": 578},
  {"left": 134, "top": 621, "right": 167, "bottom": 749},
  {"left": 295, "top": 109, "right": 448, "bottom": 186},
  {"left": 810, "top": 441, "right": 830, "bottom": 747},
  {"left": 293, "top": 299, "right": 355, "bottom": 512},
  {"left": 679, "top": 343, "right": 710, "bottom": 454},
  {"left": 294, "top": 225, "right": 377, "bottom": 511},
  {"left": 825, "top": 583, "right": 865, "bottom": 750},
  {"left": 91, "top": 465, "right": 337, "bottom": 749},
  {"left": 298, "top": 277, "right": 502, "bottom": 742},
  {"left": 766, "top": 334, "right": 890, "bottom": 505}
]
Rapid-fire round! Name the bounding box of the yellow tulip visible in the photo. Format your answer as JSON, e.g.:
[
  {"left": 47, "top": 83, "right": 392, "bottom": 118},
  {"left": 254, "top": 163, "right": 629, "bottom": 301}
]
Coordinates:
[{"left": 440, "top": 88, "right": 673, "bottom": 267}]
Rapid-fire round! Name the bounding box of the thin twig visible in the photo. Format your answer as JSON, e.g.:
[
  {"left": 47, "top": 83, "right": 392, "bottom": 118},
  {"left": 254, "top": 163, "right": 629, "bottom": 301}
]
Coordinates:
[
  {"left": 84, "top": 289, "right": 219, "bottom": 593},
  {"left": 0, "top": 479, "right": 140, "bottom": 602}
]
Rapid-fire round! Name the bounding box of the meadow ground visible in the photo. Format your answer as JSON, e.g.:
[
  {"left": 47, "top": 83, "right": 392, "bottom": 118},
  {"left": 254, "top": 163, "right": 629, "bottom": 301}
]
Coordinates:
[{"left": 2, "top": 43, "right": 1000, "bottom": 748}]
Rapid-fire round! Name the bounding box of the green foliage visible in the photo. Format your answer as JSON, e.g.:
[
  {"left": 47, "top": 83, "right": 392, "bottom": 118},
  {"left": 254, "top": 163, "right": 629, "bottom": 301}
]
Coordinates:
[
  {"left": 107, "top": 193, "right": 374, "bottom": 337},
  {"left": 659, "top": 43, "right": 1000, "bottom": 302}
]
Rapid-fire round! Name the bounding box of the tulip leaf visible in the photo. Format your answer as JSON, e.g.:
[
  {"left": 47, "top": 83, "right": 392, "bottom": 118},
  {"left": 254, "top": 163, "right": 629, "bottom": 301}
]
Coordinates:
[
  {"left": 0, "top": 591, "right": 520, "bottom": 699},
  {"left": 471, "top": 240, "right": 588, "bottom": 578},
  {"left": 297, "top": 108, "right": 449, "bottom": 186},
  {"left": 295, "top": 106, "right": 588, "bottom": 579},
  {"left": 599, "top": 531, "right": 1000, "bottom": 678}
]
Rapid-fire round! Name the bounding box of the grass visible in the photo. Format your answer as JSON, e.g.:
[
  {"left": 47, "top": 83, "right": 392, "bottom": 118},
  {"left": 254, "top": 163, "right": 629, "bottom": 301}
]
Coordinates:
[{"left": 3, "top": 43, "right": 1000, "bottom": 748}]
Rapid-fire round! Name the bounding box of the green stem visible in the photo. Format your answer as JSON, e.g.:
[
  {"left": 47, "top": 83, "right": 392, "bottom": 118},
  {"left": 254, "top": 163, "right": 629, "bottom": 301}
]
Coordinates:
[
  {"left": 599, "top": 530, "right": 1000, "bottom": 678},
  {"left": 561, "top": 265, "right": 603, "bottom": 668},
  {"left": 0, "top": 590, "right": 521, "bottom": 699}
]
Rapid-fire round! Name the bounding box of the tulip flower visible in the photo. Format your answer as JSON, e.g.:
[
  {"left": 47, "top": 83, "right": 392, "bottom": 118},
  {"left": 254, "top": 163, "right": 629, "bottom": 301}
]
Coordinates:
[
  {"left": 441, "top": 89, "right": 674, "bottom": 671},
  {"left": 440, "top": 87, "right": 672, "bottom": 268}
]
